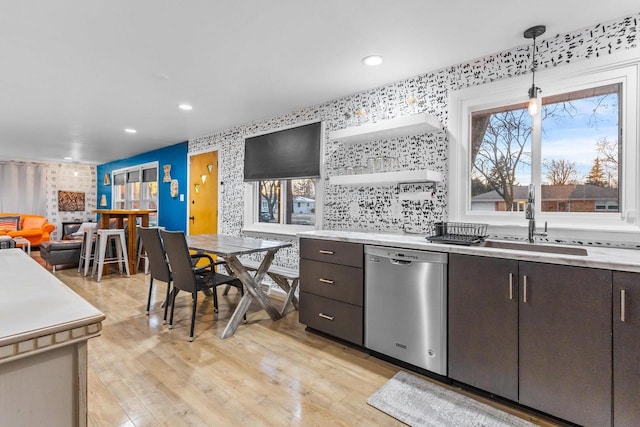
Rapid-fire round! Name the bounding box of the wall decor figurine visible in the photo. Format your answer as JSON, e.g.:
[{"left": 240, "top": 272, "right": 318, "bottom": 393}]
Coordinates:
[
  {"left": 170, "top": 179, "right": 178, "bottom": 198},
  {"left": 163, "top": 164, "right": 172, "bottom": 183},
  {"left": 103, "top": 173, "right": 110, "bottom": 185}
]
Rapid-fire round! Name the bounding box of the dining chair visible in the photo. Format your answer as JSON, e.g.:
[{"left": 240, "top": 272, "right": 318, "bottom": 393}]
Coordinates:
[
  {"left": 138, "top": 226, "right": 173, "bottom": 322},
  {"left": 138, "top": 226, "right": 226, "bottom": 322},
  {"left": 160, "top": 229, "right": 244, "bottom": 341}
]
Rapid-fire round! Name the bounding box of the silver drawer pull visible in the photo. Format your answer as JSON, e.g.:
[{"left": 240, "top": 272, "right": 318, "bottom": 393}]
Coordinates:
[
  {"left": 319, "top": 250, "right": 335, "bottom": 255},
  {"left": 318, "top": 313, "right": 335, "bottom": 321},
  {"left": 319, "top": 278, "right": 335, "bottom": 285},
  {"left": 509, "top": 273, "right": 513, "bottom": 300},
  {"left": 621, "top": 289, "right": 626, "bottom": 322},
  {"left": 523, "top": 275, "right": 528, "bottom": 303}
]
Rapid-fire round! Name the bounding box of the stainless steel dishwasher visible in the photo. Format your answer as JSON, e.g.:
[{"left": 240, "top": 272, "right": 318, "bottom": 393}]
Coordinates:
[{"left": 364, "top": 245, "right": 447, "bottom": 375}]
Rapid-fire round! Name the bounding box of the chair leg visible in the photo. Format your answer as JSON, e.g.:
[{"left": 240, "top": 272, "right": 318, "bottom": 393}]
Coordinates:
[
  {"left": 146, "top": 277, "right": 154, "bottom": 315},
  {"left": 163, "top": 280, "right": 172, "bottom": 324},
  {"left": 189, "top": 292, "right": 198, "bottom": 341},
  {"left": 118, "top": 233, "right": 130, "bottom": 277},
  {"left": 213, "top": 286, "right": 219, "bottom": 313},
  {"left": 94, "top": 233, "right": 108, "bottom": 282},
  {"left": 169, "top": 288, "right": 179, "bottom": 329},
  {"left": 240, "top": 284, "right": 247, "bottom": 323}
]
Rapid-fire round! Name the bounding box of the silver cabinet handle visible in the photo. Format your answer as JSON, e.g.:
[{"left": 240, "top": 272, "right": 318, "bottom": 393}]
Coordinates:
[
  {"left": 319, "top": 278, "right": 335, "bottom": 285},
  {"left": 523, "top": 275, "right": 528, "bottom": 303},
  {"left": 319, "top": 250, "right": 334, "bottom": 255},
  {"left": 621, "top": 289, "right": 626, "bottom": 322},
  {"left": 509, "top": 273, "right": 514, "bottom": 300},
  {"left": 318, "top": 313, "right": 335, "bottom": 321}
]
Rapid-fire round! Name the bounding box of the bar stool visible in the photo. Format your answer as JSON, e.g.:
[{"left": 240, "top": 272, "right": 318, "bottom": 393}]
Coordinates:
[
  {"left": 77, "top": 226, "right": 97, "bottom": 276},
  {"left": 92, "top": 228, "right": 130, "bottom": 282}
]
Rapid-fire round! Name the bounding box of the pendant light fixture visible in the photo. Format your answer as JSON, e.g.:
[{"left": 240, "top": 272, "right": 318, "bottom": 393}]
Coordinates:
[{"left": 524, "top": 25, "right": 546, "bottom": 116}]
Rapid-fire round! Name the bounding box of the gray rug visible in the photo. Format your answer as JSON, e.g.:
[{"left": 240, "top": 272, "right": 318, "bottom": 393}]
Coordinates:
[{"left": 367, "top": 371, "right": 535, "bottom": 427}]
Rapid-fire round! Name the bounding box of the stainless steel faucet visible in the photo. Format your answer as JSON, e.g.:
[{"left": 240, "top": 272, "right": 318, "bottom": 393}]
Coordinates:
[{"left": 525, "top": 184, "right": 547, "bottom": 243}]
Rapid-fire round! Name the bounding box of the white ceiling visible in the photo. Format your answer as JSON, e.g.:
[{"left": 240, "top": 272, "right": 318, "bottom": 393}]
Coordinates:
[{"left": 1, "top": 1, "right": 638, "bottom": 165}]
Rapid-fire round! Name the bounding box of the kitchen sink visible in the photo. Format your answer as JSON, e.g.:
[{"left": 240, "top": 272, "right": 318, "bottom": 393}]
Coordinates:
[{"left": 479, "top": 240, "right": 588, "bottom": 256}]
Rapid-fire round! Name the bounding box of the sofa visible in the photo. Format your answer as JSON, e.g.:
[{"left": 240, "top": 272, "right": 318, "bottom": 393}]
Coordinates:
[{"left": 0, "top": 213, "right": 56, "bottom": 246}]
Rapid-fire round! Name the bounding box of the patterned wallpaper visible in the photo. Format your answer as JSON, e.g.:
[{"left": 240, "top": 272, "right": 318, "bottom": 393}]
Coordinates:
[
  {"left": 189, "top": 13, "right": 640, "bottom": 269},
  {"left": 45, "top": 162, "right": 97, "bottom": 240}
]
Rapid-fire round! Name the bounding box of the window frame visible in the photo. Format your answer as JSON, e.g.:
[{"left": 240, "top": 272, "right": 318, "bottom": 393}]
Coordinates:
[
  {"left": 449, "top": 57, "right": 639, "bottom": 236},
  {"left": 111, "top": 161, "right": 159, "bottom": 225},
  {"left": 242, "top": 121, "right": 325, "bottom": 236}
]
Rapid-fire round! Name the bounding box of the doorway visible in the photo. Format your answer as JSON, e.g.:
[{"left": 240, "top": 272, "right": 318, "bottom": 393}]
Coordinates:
[{"left": 188, "top": 151, "right": 218, "bottom": 235}]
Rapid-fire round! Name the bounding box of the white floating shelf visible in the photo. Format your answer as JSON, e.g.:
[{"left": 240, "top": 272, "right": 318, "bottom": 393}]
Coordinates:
[
  {"left": 328, "top": 112, "right": 442, "bottom": 144},
  {"left": 329, "top": 169, "right": 442, "bottom": 186}
]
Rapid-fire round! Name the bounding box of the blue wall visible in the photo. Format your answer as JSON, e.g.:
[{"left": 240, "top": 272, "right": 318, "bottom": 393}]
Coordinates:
[{"left": 96, "top": 142, "right": 188, "bottom": 232}]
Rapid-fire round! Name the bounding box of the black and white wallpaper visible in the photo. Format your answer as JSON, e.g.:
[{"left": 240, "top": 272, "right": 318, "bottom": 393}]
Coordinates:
[{"left": 189, "top": 13, "right": 639, "bottom": 269}]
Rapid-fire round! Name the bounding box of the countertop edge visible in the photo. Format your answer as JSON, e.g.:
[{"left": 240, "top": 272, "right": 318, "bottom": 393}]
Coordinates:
[{"left": 297, "top": 230, "right": 640, "bottom": 273}]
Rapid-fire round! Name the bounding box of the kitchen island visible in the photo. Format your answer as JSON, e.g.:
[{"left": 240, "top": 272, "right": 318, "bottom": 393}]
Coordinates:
[{"left": 0, "top": 249, "right": 105, "bottom": 427}]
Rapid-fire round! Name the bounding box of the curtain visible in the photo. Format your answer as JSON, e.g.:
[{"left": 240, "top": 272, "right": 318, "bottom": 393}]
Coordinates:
[{"left": 0, "top": 161, "right": 47, "bottom": 215}]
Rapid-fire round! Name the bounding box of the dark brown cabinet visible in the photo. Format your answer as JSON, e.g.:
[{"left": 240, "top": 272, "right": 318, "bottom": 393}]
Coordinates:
[
  {"left": 299, "top": 238, "right": 364, "bottom": 345},
  {"left": 449, "top": 254, "right": 519, "bottom": 401},
  {"left": 613, "top": 271, "right": 640, "bottom": 427},
  {"left": 518, "top": 261, "right": 612, "bottom": 427},
  {"left": 449, "top": 255, "right": 612, "bottom": 427}
]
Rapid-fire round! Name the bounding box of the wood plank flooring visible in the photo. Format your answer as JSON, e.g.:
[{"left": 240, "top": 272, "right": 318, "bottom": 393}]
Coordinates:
[{"left": 42, "top": 257, "right": 560, "bottom": 427}]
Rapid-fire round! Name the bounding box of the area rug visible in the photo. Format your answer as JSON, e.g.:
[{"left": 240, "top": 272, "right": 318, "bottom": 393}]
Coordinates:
[{"left": 367, "top": 371, "right": 535, "bottom": 427}]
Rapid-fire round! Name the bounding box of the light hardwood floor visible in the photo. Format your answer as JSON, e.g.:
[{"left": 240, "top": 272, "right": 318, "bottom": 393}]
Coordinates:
[{"left": 44, "top": 258, "right": 559, "bottom": 427}]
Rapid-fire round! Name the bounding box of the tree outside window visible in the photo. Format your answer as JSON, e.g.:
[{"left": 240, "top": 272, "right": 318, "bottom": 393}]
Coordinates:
[
  {"left": 258, "top": 178, "right": 316, "bottom": 226},
  {"left": 470, "top": 84, "right": 620, "bottom": 214}
]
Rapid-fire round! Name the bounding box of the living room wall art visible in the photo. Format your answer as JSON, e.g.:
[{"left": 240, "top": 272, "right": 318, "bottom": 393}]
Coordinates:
[{"left": 58, "top": 190, "right": 85, "bottom": 211}]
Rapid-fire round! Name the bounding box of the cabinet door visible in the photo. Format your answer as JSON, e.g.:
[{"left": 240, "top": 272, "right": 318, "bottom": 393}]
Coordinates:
[
  {"left": 448, "top": 254, "right": 519, "bottom": 401},
  {"left": 519, "top": 262, "right": 612, "bottom": 427},
  {"left": 613, "top": 271, "right": 640, "bottom": 427}
]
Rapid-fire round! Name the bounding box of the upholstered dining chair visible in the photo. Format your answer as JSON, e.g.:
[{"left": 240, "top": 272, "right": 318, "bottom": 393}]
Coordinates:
[{"left": 160, "top": 229, "right": 244, "bottom": 341}]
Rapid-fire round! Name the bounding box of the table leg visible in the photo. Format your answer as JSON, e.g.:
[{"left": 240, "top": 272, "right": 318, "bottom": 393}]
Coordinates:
[
  {"left": 221, "top": 253, "right": 282, "bottom": 339},
  {"left": 221, "top": 293, "right": 253, "bottom": 339},
  {"left": 126, "top": 215, "right": 138, "bottom": 274}
]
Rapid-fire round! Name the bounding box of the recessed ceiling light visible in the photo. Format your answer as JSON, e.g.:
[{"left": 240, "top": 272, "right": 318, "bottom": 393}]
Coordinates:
[
  {"left": 64, "top": 156, "right": 72, "bottom": 160},
  {"left": 125, "top": 128, "right": 137, "bottom": 134},
  {"left": 178, "top": 104, "right": 193, "bottom": 111},
  {"left": 362, "top": 55, "right": 383, "bottom": 66}
]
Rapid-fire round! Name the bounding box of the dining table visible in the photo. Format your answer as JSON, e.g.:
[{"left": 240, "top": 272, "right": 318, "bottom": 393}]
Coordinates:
[
  {"left": 186, "top": 234, "right": 292, "bottom": 339},
  {"left": 92, "top": 209, "right": 156, "bottom": 274}
]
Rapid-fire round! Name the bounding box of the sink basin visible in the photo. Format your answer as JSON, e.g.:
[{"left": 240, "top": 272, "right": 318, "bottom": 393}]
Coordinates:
[{"left": 479, "top": 240, "right": 588, "bottom": 256}]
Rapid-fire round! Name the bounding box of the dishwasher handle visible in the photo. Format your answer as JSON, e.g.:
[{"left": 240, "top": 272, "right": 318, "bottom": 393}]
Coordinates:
[{"left": 389, "top": 259, "right": 412, "bottom": 266}]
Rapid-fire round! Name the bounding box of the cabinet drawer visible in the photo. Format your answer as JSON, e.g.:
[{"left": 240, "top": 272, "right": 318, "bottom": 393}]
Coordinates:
[
  {"left": 300, "top": 238, "right": 363, "bottom": 268},
  {"left": 299, "top": 292, "right": 363, "bottom": 345},
  {"left": 300, "top": 259, "right": 363, "bottom": 305}
]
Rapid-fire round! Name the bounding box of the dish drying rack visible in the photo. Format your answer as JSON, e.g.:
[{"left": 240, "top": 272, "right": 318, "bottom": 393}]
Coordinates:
[{"left": 426, "top": 222, "right": 488, "bottom": 245}]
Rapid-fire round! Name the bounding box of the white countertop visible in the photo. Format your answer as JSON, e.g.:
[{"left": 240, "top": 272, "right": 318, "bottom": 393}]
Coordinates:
[
  {"left": 298, "top": 230, "right": 640, "bottom": 273},
  {"left": 0, "top": 249, "right": 105, "bottom": 348}
]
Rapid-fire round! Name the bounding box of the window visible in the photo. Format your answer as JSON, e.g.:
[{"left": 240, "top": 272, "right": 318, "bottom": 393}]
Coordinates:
[
  {"left": 257, "top": 179, "right": 316, "bottom": 226},
  {"left": 449, "top": 60, "right": 638, "bottom": 233},
  {"left": 470, "top": 84, "right": 620, "bottom": 214},
  {"left": 243, "top": 121, "right": 323, "bottom": 235},
  {"left": 112, "top": 162, "right": 159, "bottom": 225}
]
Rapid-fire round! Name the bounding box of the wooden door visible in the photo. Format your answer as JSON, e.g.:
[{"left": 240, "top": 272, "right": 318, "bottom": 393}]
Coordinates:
[
  {"left": 519, "top": 262, "right": 612, "bottom": 427},
  {"left": 448, "top": 254, "right": 519, "bottom": 401},
  {"left": 613, "top": 271, "right": 640, "bottom": 427},
  {"left": 188, "top": 151, "right": 218, "bottom": 235}
]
